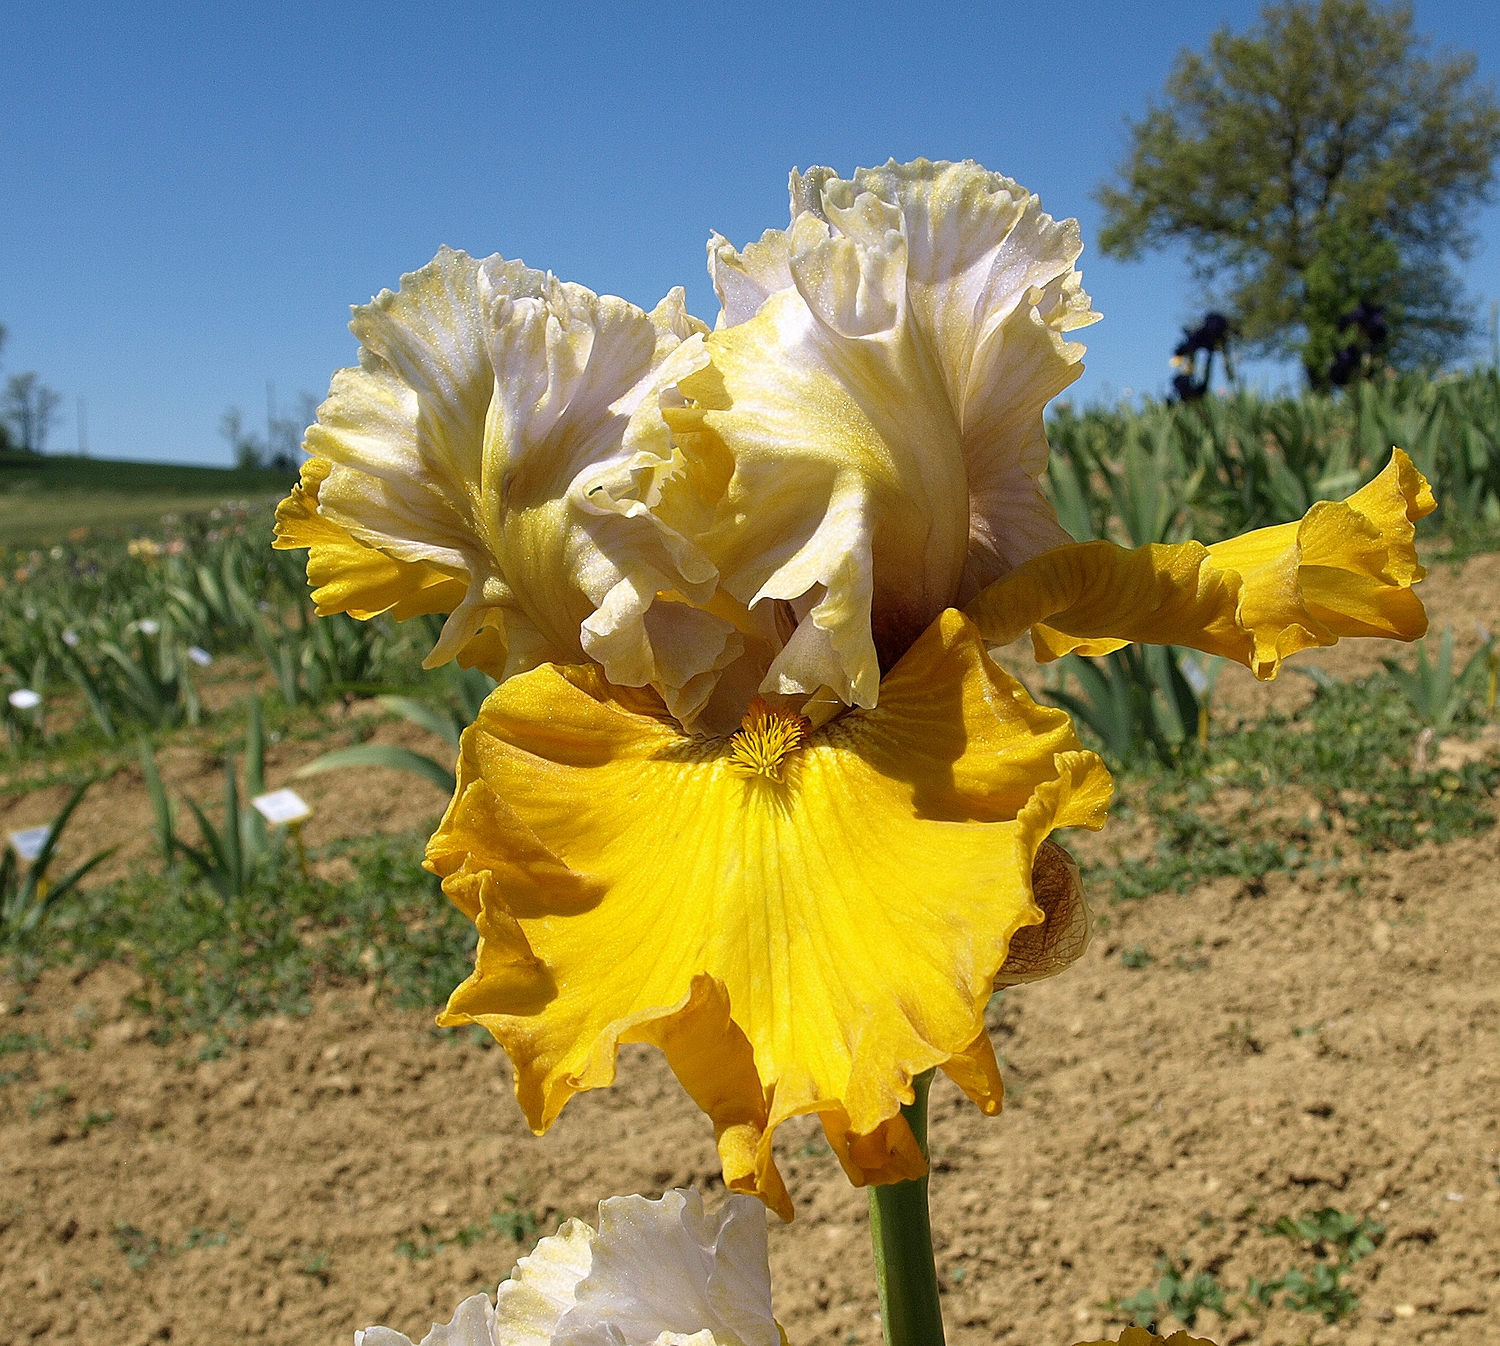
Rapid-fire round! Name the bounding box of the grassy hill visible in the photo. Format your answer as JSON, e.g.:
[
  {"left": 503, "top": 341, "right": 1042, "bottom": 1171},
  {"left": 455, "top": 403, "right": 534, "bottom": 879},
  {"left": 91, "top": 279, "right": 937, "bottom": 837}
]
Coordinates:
[{"left": 0, "top": 452, "right": 295, "bottom": 547}]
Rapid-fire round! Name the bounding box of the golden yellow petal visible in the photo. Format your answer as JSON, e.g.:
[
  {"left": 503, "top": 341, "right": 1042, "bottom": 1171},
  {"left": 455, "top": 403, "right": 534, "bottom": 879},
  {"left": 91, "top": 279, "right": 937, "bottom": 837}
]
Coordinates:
[
  {"left": 966, "top": 450, "right": 1433, "bottom": 678},
  {"left": 273, "top": 458, "right": 509, "bottom": 674},
  {"left": 426, "top": 609, "right": 1111, "bottom": 1212},
  {"left": 629, "top": 975, "right": 791, "bottom": 1222}
]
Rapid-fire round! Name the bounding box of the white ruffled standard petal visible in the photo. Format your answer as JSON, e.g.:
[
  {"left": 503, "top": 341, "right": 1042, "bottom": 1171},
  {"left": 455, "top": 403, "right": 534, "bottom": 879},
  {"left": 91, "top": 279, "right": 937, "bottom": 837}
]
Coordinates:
[
  {"left": 552, "top": 1191, "right": 778, "bottom": 1346},
  {"left": 355, "top": 1293, "right": 497, "bottom": 1346},
  {"left": 670, "top": 158, "right": 1099, "bottom": 707},
  {"left": 296, "top": 246, "right": 730, "bottom": 723},
  {"left": 354, "top": 1191, "right": 778, "bottom": 1346},
  {"left": 493, "top": 1217, "right": 596, "bottom": 1346}
]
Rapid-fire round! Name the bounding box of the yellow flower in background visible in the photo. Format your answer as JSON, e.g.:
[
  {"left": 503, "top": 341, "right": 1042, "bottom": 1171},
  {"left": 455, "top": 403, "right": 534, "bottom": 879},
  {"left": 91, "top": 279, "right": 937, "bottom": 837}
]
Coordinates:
[
  {"left": 357, "top": 1188, "right": 780, "bottom": 1346},
  {"left": 275, "top": 157, "right": 1434, "bottom": 1221}
]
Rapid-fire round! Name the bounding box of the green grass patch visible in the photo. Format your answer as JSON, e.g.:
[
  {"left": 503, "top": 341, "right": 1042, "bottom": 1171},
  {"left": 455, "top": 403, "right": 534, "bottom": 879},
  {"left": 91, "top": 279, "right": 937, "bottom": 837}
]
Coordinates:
[
  {"left": 111, "top": 1221, "right": 238, "bottom": 1271},
  {"left": 1114, "top": 1207, "right": 1384, "bottom": 1331},
  {"left": 0, "top": 454, "right": 293, "bottom": 548},
  {"left": 1112, "top": 1255, "right": 1229, "bottom": 1330},
  {"left": 396, "top": 1204, "right": 540, "bottom": 1261},
  {"left": 1086, "top": 674, "right": 1499, "bottom": 902},
  {"left": 10, "top": 827, "right": 474, "bottom": 1038}
]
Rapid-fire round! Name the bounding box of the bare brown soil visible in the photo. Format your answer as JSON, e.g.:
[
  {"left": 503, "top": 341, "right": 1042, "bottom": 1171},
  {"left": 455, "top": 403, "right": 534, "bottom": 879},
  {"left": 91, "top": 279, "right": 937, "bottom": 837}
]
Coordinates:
[{"left": 2, "top": 556, "right": 1498, "bottom": 1346}]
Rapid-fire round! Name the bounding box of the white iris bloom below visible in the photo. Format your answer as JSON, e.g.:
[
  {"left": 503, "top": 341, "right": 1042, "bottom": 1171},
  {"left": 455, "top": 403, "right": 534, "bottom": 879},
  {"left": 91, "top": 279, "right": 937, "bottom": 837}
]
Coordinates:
[{"left": 356, "top": 1190, "right": 780, "bottom": 1346}]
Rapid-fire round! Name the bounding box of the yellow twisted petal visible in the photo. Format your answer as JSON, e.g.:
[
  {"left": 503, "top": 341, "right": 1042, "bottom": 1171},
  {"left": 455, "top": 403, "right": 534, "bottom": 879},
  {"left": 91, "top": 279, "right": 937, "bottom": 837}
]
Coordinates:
[
  {"left": 965, "top": 449, "right": 1434, "bottom": 677},
  {"left": 272, "top": 457, "right": 506, "bottom": 671},
  {"left": 424, "top": 609, "right": 1111, "bottom": 1216}
]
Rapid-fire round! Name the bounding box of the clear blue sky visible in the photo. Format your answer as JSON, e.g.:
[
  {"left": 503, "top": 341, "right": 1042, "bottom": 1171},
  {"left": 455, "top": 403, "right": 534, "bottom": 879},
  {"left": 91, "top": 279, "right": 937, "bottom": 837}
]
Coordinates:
[{"left": 2, "top": 0, "right": 1497, "bottom": 465}]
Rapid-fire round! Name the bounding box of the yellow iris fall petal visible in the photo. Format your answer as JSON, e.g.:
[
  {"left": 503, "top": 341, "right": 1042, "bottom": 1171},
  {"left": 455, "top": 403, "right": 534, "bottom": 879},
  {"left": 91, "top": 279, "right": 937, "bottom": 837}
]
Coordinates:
[
  {"left": 965, "top": 449, "right": 1433, "bottom": 676},
  {"left": 425, "top": 609, "right": 1111, "bottom": 1217}
]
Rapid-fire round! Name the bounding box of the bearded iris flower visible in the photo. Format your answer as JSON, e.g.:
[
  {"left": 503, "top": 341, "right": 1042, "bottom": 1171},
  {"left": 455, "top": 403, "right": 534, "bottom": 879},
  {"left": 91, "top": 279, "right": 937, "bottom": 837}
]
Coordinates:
[{"left": 276, "top": 159, "right": 1432, "bottom": 1223}]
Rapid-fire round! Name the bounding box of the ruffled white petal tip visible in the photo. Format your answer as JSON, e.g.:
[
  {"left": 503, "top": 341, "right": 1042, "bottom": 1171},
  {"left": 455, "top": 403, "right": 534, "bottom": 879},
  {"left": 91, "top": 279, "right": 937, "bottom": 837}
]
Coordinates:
[
  {"left": 354, "top": 1190, "right": 778, "bottom": 1346},
  {"left": 355, "top": 1292, "right": 496, "bottom": 1346}
]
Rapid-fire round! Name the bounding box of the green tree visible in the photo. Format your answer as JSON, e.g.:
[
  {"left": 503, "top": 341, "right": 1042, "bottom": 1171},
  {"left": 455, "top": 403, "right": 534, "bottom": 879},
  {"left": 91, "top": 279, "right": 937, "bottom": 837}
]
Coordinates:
[
  {"left": 1096, "top": 0, "right": 1500, "bottom": 387},
  {"left": 2, "top": 372, "right": 62, "bottom": 454}
]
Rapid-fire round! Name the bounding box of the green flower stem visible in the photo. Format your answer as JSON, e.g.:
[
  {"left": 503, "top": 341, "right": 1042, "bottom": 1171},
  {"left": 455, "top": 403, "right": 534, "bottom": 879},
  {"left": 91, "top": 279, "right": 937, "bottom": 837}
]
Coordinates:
[{"left": 868, "top": 1067, "right": 945, "bottom": 1346}]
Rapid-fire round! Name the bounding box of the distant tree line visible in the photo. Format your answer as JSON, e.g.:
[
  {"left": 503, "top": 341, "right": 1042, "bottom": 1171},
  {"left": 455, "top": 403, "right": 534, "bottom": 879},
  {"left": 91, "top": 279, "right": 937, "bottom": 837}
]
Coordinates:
[
  {"left": 1, "top": 320, "right": 317, "bottom": 467},
  {"left": 219, "top": 390, "right": 319, "bottom": 472},
  {"left": 0, "top": 324, "right": 63, "bottom": 454}
]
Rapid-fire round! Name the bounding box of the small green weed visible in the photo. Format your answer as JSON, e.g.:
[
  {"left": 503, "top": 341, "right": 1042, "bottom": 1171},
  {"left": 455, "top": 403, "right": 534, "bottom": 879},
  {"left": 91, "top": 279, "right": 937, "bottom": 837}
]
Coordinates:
[
  {"left": 1119, "top": 944, "right": 1152, "bottom": 969},
  {"left": 113, "top": 1222, "right": 234, "bottom": 1270},
  {"left": 395, "top": 1223, "right": 444, "bottom": 1260},
  {"left": 79, "top": 1108, "right": 115, "bottom": 1135},
  {"left": 0, "top": 1031, "right": 47, "bottom": 1054},
  {"left": 1266, "top": 1206, "right": 1385, "bottom": 1263},
  {"left": 1113, "top": 1255, "right": 1229, "bottom": 1329},
  {"left": 113, "top": 1223, "right": 163, "bottom": 1270},
  {"left": 485, "top": 1206, "right": 539, "bottom": 1244},
  {"left": 299, "top": 1250, "right": 332, "bottom": 1285},
  {"left": 1277, "top": 1264, "right": 1361, "bottom": 1322},
  {"left": 1245, "top": 1264, "right": 1361, "bottom": 1323},
  {"left": 28, "top": 1084, "right": 72, "bottom": 1117},
  {"left": 1117, "top": 1206, "right": 1384, "bottom": 1329},
  {"left": 397, "top": 1204, "right": 540, "bottom": 1260}
]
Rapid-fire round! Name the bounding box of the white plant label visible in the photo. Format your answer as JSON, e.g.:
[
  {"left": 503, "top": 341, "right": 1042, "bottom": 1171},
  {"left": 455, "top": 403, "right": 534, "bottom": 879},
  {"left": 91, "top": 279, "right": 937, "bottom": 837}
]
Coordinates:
[
  {"left": 136, "top": 619, "right": 161, "bottom": 636},
  {"left": 252, "top": 789, "right": 312, "bottom": 826},
  {"left": 8, "top": 825, "right": 52, "bottom": 864},
  {"left": 7, "top": 689, "right": 42, "bottom": 711},
  {"left": 187, "top": 646, "right": 213, "bottom": 666}
]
